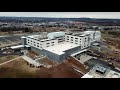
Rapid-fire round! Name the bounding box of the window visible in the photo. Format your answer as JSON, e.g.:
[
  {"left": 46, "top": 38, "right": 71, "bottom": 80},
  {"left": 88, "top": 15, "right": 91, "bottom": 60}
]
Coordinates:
[
  {"left": 34, "top": 42, "right": 35, "bottom": 43},
  {"left": 34, "top": 44, "right": 36, "bottom": 46},
  {"left": 31, "top": 40, "right": 32, "bottom": 42},
  {"left": 75, "top": 38, "right": 78, "bottom": 39},
  {"left": 71, "top": 39, "right": 73, "bottom": 41},
  {"left": 75, "top": 40, "right": 78, "bottom": 42},
  {"left": 71, "top": 37, "right": 73, "bottom": 38},
  {"left": 28, "top": 42, "right": 30, "bottom": 43},
  {"left": 46, "top": 43, "right": 50, "bottom": 44},
  {"left": 51, "top": 44, "right": 54, "bottom": 46},
  {"left": 46, "top": 45, "right": 49, "bottom": 47},
  {"left": 37, "top": 45, "right": 39, "bottom": 47},
  {"left": 51, "top": 42, "right": 54, "bottom": 43},
  {"left": 37, "top": 43, "right": 39, "bottom": 44},
  {"left": 67, "top": 39, "right": 69, "bottom": 40}
]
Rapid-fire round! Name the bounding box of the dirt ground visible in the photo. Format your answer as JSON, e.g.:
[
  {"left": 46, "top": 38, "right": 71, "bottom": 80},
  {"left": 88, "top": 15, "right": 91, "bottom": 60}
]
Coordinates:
[
  {"left": 89, "top": 30, "right": 120, "bottom": 69},
  {"left": 36, "top": 57, "right": 86, "bottom": 78},
  {"left": 0, "top": 58, "right": 39, "bottom": 78},
  {"left": 101, "top": 30, "right": 120, "bottom": 50},
  {"left": 38, "top": 58, "right": 57, "bottom": 66},
  {"left": 36, "top": 62, "right": 83, "bottom": 78},
  {"left": 64, "top": 57, "right": 88, "bottom": 73},
  {"left": 0, "top": 57, "right": 84, "bottom": 78},
  {"left": 0, "top": 55, "right": 19, "bottom": 64}
]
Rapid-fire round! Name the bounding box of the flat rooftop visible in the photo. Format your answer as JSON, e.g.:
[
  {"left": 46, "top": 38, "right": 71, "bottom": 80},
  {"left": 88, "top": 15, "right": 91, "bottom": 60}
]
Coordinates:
[{"left": 44, "top": 42, "right": 79, "bottom": 55}]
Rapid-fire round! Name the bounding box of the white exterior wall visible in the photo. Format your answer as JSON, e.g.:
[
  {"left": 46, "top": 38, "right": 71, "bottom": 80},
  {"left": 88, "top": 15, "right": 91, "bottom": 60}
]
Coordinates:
[
  {"left": 65, "top": 34, "right": 90, "bottom": 49},
  {"left": 26, "top": 37, "right": 58, "bottom": 50},
  {"left": 57, "top": 36, "right": 65, "bottom": 43},
  {"left": 89, "top": 33, "right": 94, "bottom": 43},
  {"left": 95, "top": 33, "right": 101, "bottom": 41},
  {"left": 25, "top": 31, "right": 101, "bottom": 52},
  {"left": 26, "top": 37, "right": 43, "bottom": 50},
  {"left": 80, "top": 36, "right": 90, "bottom": 49},
  {"left": 84, "top": 31, "right": 101, "bottom": 43},
  {"left": 65, "top": 35, "right": 81, "bottom": 45},
  {"left": 42, "top": 39, "right": 58, "bottom": 48}
]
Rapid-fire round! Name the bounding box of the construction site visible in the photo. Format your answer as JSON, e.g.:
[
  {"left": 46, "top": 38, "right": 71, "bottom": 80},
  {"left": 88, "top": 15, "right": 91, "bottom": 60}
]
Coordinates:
[{"left": 1, "top": 29, "right": 120, "bottom": 78}]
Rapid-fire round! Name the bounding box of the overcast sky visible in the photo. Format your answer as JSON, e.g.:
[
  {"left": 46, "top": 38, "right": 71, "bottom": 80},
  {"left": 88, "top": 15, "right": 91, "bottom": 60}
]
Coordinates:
[{"left": 0, "top": 12, "right": 120, "bottom": 19}]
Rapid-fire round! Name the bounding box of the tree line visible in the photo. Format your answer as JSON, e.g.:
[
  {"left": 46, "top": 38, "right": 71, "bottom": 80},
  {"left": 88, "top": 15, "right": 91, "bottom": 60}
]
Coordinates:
[{"left": 0, "top": 27, "right": 33, "bottom": 33}]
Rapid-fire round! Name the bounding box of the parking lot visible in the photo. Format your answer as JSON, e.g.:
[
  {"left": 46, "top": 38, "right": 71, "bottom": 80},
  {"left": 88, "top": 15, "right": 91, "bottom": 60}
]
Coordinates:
[
  {"left": 0, "top": 35, "right": 21, "bottom": 48},
  {"left": 0, "top": 48, "right": 23, "bottom": 57}
]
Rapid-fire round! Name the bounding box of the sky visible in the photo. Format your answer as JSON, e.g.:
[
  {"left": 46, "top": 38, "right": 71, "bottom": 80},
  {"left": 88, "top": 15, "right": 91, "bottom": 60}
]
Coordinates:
[{"left": 0, "top": 12, "right": 120, "bottom": 19}]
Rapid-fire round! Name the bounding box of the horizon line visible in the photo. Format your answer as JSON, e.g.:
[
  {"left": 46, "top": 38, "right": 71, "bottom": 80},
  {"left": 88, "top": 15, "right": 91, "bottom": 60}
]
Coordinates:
[{"left": 0, "top": 16, "right": 120, "bottom": 19}]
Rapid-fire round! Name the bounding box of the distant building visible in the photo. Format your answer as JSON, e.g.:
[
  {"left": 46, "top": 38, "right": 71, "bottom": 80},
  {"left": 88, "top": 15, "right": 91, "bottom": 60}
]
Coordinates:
[{"left": 21, "top": 31, "right": 101, "bottom": 62}]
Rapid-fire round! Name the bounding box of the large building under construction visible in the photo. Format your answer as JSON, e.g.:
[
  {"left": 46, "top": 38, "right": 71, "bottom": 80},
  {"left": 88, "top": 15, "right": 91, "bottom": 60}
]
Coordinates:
[{"left": 21, "top": 31, "right": 101, "bottom": 62}]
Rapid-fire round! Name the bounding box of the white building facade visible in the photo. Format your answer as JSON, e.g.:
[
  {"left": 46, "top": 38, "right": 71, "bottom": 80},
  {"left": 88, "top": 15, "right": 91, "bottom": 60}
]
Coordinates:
[{"left": 21, "top": 31, "right": 101, "bottom": 62}]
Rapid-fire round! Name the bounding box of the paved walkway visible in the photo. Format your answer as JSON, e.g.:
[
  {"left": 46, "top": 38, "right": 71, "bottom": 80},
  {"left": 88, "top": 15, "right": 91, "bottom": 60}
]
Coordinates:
[{"left": 0, "top": 56, "right": 21, "bottom": 66}]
